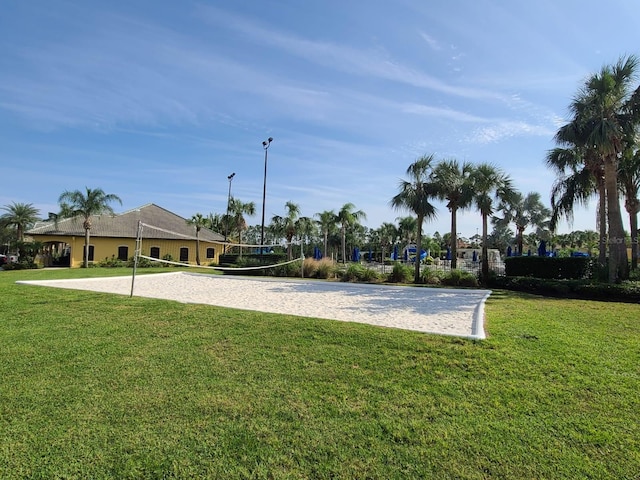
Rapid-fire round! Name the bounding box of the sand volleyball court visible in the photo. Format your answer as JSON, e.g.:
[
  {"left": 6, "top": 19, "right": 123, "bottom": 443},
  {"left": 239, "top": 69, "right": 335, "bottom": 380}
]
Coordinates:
[{"left": 18, "top": 271, "right": 491, "bottom": 339}]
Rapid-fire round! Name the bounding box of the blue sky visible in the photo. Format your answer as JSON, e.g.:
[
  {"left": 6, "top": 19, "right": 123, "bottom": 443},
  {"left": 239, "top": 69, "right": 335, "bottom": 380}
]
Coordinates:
[{"left": 1, "top": 1, "right": 638, "bottom": 238}]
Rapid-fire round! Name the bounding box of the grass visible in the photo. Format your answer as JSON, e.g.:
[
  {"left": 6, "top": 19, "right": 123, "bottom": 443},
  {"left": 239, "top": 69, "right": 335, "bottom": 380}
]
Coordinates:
[{"left": 1, "top": 267, "right": 639, "bottom": 479}]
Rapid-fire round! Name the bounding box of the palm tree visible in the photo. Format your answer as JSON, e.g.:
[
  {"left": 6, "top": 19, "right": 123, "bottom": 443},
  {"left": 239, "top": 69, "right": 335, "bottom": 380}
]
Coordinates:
[
  {"left": 567, "top": 55, "right": 639, "bottom": 281},
  {"left": 336, "top": 203, "right": 366, "bottom": 264},
  {"left": 228, "top": 197, "right": 256, "bottom": 257},
  {"left": 431, "top": 159, "right": 475, "bottom": 269},
  {"left": 271, "top": 201, "right": 301, "bottom": 260},
  {"left": 396, "top": 216, "right": 417, "bottom": 248},
  {"left": 58, "top": 187, "right": 122, "bottom": 268},
  {"left": 207, "top": 213, "right": 225, "bottom": 234},
  {"left": 547, "top": 145, "right": 607, "bottom": 267},
  {"left": 186, "top": 213, "right": 208, "bottom": 265},
  {"left": 471, "top": 163, "right": 514, "bottom": 281},
  {"left": 496, "top": 192, "right": 550, "bottom": 256},
  {"left": 390, "top": 155, "right": 438, "bottom": 283},
  {"left": 0, "top": 202, "right": 40, "bottom": 242},
  {"left": 315, "top": 210, "right": 336, "bottom": 260},
  {"left": 376, "top": 222, "right": 398, "bottom": 263},
  {"left": 619, "top": 148, "right": 640, "bottom": 269},
  {"left": 295, "top": 215, "right": 316, "bottom": 256}
]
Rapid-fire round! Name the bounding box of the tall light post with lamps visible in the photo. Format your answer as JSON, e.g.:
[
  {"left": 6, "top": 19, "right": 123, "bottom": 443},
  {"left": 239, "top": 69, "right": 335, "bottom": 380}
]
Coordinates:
[
  {"left": 259, "top": 137, "right": 273, "bottom": 256},
  {"left": 223, "top": 172, "right": 235, "bottom": 254}
]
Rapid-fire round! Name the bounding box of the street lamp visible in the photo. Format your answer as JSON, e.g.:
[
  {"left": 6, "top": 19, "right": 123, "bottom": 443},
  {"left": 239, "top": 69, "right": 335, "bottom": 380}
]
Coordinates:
[
  {"left": 224, "top": 172, "right": 235, "bottom": 253},
  {"left": 259, "top": 137, "right": 273, "bottom": 255}
]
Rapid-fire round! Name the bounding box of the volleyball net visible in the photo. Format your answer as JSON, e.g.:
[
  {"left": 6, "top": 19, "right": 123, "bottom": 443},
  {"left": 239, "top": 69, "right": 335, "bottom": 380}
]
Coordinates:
[{"left": 132, "top": 221, "right": 304, "bottom": 274}]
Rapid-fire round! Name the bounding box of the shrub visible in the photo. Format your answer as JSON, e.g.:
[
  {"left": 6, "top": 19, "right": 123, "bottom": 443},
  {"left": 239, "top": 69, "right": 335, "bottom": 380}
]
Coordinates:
[
  {"left": 314, "top": 258, "right": 336, "bottom": 279},
  {"left": 98, "top": 256, "right": 126, "bottom": 268},
  {"left": 504, "top": 256, "right": 591, "bottom": 279},
  {"left": 421, "top": 268, "right": 443, "bottom": 285},
  {"left": 303, "top": 258, "right": 338, "bottom": 278},
  {"left": 441, "top": 269, "right": 478, "bottom": 287},
  {"left": 302, "top": 258, "right": 318, "bottom": 278},
  {"left": 489, "top": 276, "right": 640, "bottom": 303},
  {"left": 342, "top": 263, "right": 366, "bottom": 282},
  {"left": 272, "top": 260, "right": 302, "bottom": 278},
  {"left": 340, "top": 263, "right": 381, "bottom": 283},
  {"left": 387, "top": 263, "right": 412, "bottom": 283},
  {"left": 126, "top": 256, "right": 161, "bottom": 268},
  {"left": 2, "top": 260, "right": 38, "bottom": 270},
  {"left": 360, "top": 267, "right": 382, "bottom": 283}
]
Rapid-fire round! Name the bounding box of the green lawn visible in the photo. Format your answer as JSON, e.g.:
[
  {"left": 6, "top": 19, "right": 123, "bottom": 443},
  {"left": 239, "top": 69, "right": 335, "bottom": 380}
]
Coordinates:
[{"left": 1, "top": 268, "right": 639, "bottom": 479}]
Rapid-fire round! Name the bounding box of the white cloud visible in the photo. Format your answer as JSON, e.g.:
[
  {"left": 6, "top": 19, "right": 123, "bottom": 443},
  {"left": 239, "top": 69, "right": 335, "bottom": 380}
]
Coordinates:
[
  {"left": 419, "top": 31, "right": 441, "bottom": 51},
  {"left": 467, "top": 121, "right": 554, "bottom": 145}
]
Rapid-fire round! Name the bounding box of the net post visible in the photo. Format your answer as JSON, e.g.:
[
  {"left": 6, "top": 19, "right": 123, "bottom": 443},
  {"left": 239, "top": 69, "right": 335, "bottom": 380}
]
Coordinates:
[
  {"left": 131, "top": 220, "right": 143, "bottom": 297},
  {"left": 300, "top": 241, "right": 304, "bottom": 278}
]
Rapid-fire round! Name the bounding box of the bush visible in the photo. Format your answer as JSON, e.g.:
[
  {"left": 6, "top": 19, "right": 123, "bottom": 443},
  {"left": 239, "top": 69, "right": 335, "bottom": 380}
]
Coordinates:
[
  {"left": 2, "top": 260, "right": 38, "bottom": 270},
  {"left": 342, "top": 264, "right": 365, "bottom": 282},
  {"left": 272, "top": 260, "right": 302, "bottom": 278},
  {"left": 441, "top": 269, "right": 479, "bottom": 287},
  {"left": 420, "top": 268, "right": 442, "bottom": 285},
  {"left": 387, "top": 263, "right": 412, "bottom": 283},
  {"left": 127, "top": 256, "right": 160, "bottom": 268},
  {"left": 490, "top": 276, "right": 640, "bottom": 303},
  {"left": 340, "top": 263, "right": 381, "bottom": 283},
  {"left": 302, "top": 258, "right": 338, "bottom": 279},
  {"left": 98, "top": 256, "right": 126, "bottom": 268},
  {"left": 314, "top": 258, "right": 336, "bottom": 279},
  {"left": 505, "top": 256, "right": 591, "bottom": 279}
]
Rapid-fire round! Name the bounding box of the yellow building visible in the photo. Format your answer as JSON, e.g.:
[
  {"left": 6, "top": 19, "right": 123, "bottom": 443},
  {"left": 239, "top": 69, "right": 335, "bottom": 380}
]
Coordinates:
[{"left": 27, "top": 204, "right": 225, "bottom": 268}]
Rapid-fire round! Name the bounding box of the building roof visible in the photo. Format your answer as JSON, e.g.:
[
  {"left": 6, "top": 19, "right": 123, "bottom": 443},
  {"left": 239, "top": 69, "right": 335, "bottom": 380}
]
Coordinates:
[{"left": 27, "top": 203, "right": 224, "bottom": 242}]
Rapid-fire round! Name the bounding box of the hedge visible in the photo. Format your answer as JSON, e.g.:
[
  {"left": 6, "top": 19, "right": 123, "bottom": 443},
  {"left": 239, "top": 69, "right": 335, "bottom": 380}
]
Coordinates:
[{"left": 504, "top": 256, "right": 591, "bottom": 279}]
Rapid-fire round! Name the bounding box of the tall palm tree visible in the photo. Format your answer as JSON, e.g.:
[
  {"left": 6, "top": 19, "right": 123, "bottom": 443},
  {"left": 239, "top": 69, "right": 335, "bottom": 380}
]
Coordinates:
[
  {"left": 546, "top": 145, "right": 607, "bottom": 267},
  {"left": 315, "top": 210, "right": 336, "bottom": 260},
  {"left": 228, "top": 197, "right": 256, "bottom": 257},
  {"left": 186, "top": 213, "right": 208, "bottom": 265},
  {"left": 271, "top": 201, "right": 301, "bottom": 260},
  {"left": 569, "top": 55, "right": 639, "bottom": 281},
  {"left": 0, "top": 202, "right": 40, "bottom": 242},
  {"left": 619, "top": 148, "right": 640, "bottom": 269},
  {"left": 58, "top": 187, "right": 122, "bottom": 268},
  {"left": 431, "top": 159, "right": 475, "bottom": 268},
  {"left": 471, "top": 163, "right": 514, "bottom": 281},
  {"left": 390, "top": 154, "right": 438, "bottom": 283},
  {"left": 336, "top": 203, "right": 366, "bottom": 264},
  {"left": 496, "top": 191, "right": 550, "bottom": 256}
]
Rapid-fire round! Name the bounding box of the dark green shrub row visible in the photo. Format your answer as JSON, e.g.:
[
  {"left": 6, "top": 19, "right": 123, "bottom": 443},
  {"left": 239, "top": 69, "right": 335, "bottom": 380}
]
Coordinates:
[
  {"left": 505, "top": 256, "right": 591, "bottom": 279},
  {"left": 490, "top": 276, "right": 640, "bottom": 303},
  {"left": 220, "top": 253, "right": 287, "bottom": 266},
  {"left": 2, "top": 260, "right": 38, "bottom": 270}
]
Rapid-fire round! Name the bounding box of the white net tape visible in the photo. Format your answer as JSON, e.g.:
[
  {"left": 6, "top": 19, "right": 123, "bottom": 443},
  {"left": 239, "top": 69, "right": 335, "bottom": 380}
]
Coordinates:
[{"left": 135, "top": 222, "right": 303, "bottom": 272}]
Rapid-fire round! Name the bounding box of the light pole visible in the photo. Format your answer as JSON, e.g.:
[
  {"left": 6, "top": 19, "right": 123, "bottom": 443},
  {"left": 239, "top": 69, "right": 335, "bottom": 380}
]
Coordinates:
[
  {"left": 224, "top": 172, "right": 235, "bottom": 254},
  {"left": 260, "top": 137, "right": 273, "bottom": 255}
]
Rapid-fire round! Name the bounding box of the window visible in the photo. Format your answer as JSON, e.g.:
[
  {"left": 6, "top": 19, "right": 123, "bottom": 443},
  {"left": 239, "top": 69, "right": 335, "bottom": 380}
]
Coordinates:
[
  {"left": 180, "top": 247, "right": 189, "bottom": 262},
  {"left": 83, "top": 245, "right": 95, "bottom": 262},
  {"left": 206, "top": 247, "right": 215, "bottom": 259},
  {"left": 150, "top": 247, "right": 160, "bottom": 259},
  {"left": 118, "top": 246, "right": 129, "bottom": 261}
]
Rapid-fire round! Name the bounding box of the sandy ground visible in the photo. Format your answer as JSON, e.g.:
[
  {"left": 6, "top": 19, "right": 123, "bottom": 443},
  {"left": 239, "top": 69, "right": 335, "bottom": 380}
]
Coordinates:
[{"left": 18, "top": 271, "right": 491, "bottom": 339}]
